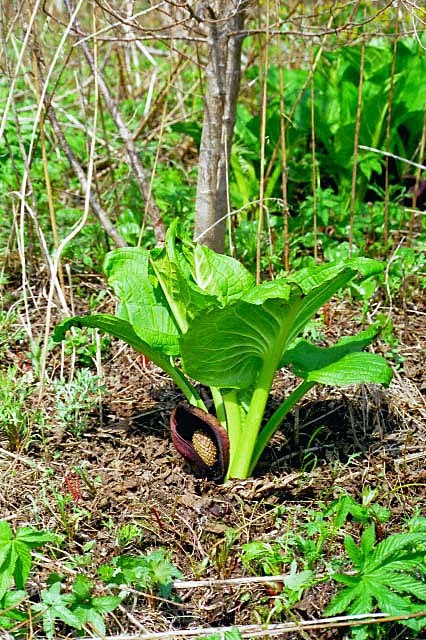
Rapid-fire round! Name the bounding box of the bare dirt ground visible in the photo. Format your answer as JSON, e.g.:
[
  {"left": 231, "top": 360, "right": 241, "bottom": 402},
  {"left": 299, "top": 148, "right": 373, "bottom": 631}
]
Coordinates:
[{"left": 1, "top": 277, "right": 425, "bottom": 639}]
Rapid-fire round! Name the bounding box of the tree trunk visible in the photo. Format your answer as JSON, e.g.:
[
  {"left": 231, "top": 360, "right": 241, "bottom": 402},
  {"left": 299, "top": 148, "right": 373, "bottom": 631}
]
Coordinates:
[{"left": 194, "top": 1, "right": 246, "bottom": 253}]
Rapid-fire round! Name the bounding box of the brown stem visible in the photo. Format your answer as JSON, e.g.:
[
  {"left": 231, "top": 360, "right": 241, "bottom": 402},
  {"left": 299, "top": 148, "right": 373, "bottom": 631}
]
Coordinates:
[
  {"left": 383, "top": 7, "right": 399, "bottom": 248},
  {"left": 349, "top": 13, "right": 366, "bottom": 258}
]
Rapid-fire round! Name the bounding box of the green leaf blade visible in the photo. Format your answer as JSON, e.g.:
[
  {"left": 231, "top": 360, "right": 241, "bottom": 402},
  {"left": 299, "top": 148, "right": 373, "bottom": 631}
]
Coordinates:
[
  {"left": 13, "top": 541, "right": 32, "bottom": 589},
  {"left": 53, "top": 314, "right": 175, "bottom": 361},
  {"left": 194, "top": 244, "right": 255, "bottom": 304},
  {"left": 283, "top": 327, "right": 393, "bottom": 387},
  {"left": 0, "top": 521, "right": 12, "bottom": 545},
  {"left": 104, "top": 248, "right": 181, "bottom": 353},
  {"left": 181, "top": 297, "right": 299, "bottom": 388},
  {"left": 369, "top": 533, "right": 426, "bottom": 571},
  {"left": 15, "top": 528, "right": 57, "bottom": 547}
]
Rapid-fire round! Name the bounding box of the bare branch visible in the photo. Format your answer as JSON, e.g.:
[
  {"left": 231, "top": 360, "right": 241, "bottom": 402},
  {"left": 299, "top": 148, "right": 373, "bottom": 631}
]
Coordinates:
[
  {"left": 64, "top": 0, "right": 166, "bottom": 244},
  {"left": 42, "top": 88, "right": 127, "bottom": 248}
]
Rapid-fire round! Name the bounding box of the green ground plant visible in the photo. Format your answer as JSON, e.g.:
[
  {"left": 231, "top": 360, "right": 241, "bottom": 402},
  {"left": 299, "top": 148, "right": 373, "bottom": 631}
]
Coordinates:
[
  {"left": 45, "top": 485, "right": 92, "bottom": 541},
  {"left": 30, "top": 574, "right": 122, "bottom": 639},
  {"left": 0, "top": 367, "right": 41, "bottom": 450},
  {"left": 0, "top": 521, "right": 57, "bottom": 599},
  {"left": 31, "top": 581, "right": 86, "bottom": 638},
  {"left": 240, "top": 490, "right": 390, "bottom": 582},
  {"left": 200, "top": 630, "right": 242, "bottom": 640},
  {"left": 53, "top": 368, "right": 103, "bottom": 437},
  {"left": 325, "top": 522, "right": 426, "bottom": 639},
  {"left": 0, "top": 519, "right": 182, "bottom": 638},
  {"left": 54, "top": 222, "right": 393, "bottom": 480},
  {"left": 237, "top": 494, "right": 424, "bottom": 636},
  {"left": 0, "top": 590, "right": 29, "bottom": 633},
  {"left": 1, "top": 5, "right": 424, "bottom": 640},
  {"left": 98, "top": 549, "right": 183, "bottom": 599},
  {"left": 114, "top": 522, "right": 146, "bottom": 549}
]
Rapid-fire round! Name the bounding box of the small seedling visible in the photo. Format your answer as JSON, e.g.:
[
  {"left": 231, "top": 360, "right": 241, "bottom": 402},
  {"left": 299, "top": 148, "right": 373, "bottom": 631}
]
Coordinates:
[
  {"left": 240, "top": 540, "right": 289, "bottom": 576},
  {"left": 0, "top": 367, "right": 40, "bottom": 450},
  {"left": 115, "top": 523, "right": 145, "bottom": 549},
  {"left": 264, "top": 561, "right": 315, "bottom": 624},
  {"left": 54, "top": 222, "right": 393, "bottom": 480},
  {"left": 45, "top": 485, "right": 91, "bottom": 541},
  {"left": 99, "top": 548, "right": 183, "bottom": 599},
  {"left": 31, "top": 581, "right": 83, "bottom": 638},
  {"left": 68, "top": 574, "right": 121, "bottom": 636},
  {"left": 209, "top": 528, "right": 239, "bottom": 578}
]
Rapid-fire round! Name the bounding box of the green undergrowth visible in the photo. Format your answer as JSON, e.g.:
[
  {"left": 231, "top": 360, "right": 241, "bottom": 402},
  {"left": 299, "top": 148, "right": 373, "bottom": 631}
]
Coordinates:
[{"left": 1, "top": 493, "right": 425, "bottom": 639}]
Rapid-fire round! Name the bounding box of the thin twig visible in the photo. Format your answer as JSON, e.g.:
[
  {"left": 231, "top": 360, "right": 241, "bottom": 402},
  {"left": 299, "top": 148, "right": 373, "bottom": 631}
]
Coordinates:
[
  {"left": 358, "top": 145, "right": 426, "bottom": 171},
  {"left": 43, "top": 92, "right": 127, "bottom": 248},
  {"left": 256, "top": 0, "right": 270, "bottom": 283},
  {"left": 75, "top": 611, "right": 426, "bottom": 640},
  {"left": 349, "top": 11, "right": 366, "bottom": 257}
]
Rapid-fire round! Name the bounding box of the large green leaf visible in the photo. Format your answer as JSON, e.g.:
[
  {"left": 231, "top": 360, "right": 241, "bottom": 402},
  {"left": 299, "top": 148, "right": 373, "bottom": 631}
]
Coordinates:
[
  {"left": 193, "top": 243, "right": 255, "bottom": 304},
  {"left": 284, "top": 259, "right": 383, "bottom": 347},
  {"left": 104, "top": 249, "right": 180, "bottom": 354},
  {"left": 286, "top": 265, "right": 359, "bottom": 344},
  {"left": 301, "top": 352, "right": 392, "bottom": 386},
  {"left": 241, "top": 279, "right": 294, "bottom": 305},
  {"left": 180, "top": 294, "right": 303, "bottom": 388},
  {"left": 287, "top": 261, "right": 356, "bottom": 293},
  {"left": 53, "top": 313, "right": 159, "bottom": 358},
  {"left": 282, "top": 325, "right": 393, "bottom": 386},
  {"left": 150, "top": 246, "right": 215, "bottom": 334},
  {"left": 53, "top": 314, "right": 204, "bottom": 408}
]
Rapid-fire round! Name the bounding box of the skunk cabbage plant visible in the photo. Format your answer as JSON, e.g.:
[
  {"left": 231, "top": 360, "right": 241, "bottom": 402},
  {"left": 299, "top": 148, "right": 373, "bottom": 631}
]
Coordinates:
[{"left": 54, "top": 223, "right": 393, "bottom": 481}]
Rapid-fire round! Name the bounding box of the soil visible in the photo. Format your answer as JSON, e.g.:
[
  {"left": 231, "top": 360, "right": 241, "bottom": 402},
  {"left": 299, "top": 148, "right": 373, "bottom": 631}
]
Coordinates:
[{"left": 1, "top": 276, "right": 425, "bottom": 639}]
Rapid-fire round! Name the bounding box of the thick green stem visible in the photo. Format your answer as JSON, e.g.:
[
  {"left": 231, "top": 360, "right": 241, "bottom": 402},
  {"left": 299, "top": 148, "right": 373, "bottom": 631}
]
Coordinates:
[
  {"left": 221, "top": 389, "right": 242, "bottom": 473},
  {"left": 248, "top": 380, "right": 316, "bottom": 476},
  {"left": 225, "top": 300, "right": 303, "bottom": 480},
  {"left": 226, "top": 361, "right": 277, "bottom": 480},
  {"left": 211, "top": 386, "right": 226, "bottom": 425}
]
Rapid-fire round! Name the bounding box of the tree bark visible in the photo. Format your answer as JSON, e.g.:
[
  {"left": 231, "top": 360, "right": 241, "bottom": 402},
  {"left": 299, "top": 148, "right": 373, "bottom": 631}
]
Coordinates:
[{"left": 194, "top": 1, "right": 246, "bottom": 253}]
